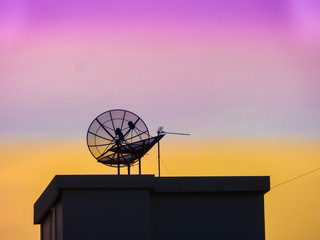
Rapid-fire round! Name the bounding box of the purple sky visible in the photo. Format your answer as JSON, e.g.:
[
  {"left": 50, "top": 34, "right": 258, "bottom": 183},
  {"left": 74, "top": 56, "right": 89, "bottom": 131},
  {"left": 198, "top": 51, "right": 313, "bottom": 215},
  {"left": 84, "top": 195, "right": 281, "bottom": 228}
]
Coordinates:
[{"left": 0, "top": 0, "right": 319, "bottom": 140}]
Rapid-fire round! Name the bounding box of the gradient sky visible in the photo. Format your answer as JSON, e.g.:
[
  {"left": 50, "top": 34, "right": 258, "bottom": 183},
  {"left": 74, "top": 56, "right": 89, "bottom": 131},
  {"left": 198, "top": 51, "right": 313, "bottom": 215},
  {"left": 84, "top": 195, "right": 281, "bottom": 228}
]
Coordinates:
[{"left": 0, "top": 0, "right": 320, "bottom": 239}]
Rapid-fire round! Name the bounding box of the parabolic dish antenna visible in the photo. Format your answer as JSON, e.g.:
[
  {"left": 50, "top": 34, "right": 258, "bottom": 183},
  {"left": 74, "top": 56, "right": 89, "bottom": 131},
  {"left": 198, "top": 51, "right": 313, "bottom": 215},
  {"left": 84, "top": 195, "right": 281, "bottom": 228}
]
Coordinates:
[{"left": 87, "top": 109, "right": 164, "bottom": 175}]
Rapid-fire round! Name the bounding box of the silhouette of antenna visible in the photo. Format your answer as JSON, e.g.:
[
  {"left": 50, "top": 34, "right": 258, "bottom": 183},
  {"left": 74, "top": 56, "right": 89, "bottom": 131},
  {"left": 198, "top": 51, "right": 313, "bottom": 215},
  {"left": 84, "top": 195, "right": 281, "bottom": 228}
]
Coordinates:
[
  {"left": 87, "top": 109, "right": 164, "bottom": 175},
  {"left": 157, "top": 127, "right": 190, "bottom": 177}
]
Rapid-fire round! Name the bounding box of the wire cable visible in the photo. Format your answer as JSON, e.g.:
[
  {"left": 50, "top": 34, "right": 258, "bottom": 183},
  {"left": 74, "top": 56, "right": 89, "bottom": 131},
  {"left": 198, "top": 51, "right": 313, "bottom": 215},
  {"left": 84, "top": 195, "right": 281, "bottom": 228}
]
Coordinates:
[
  {"left": 271, "top": 167, "right": 320, "bottom": 189},
  {"left": 161, "top": 159, "right": 171, "bottom": 176}
]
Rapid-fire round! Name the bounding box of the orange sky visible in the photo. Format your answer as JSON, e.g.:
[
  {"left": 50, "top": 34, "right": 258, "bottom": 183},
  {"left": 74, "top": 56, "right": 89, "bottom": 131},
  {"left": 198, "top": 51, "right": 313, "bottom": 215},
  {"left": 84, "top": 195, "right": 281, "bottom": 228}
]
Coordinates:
[{"left": 1, "top": 138, "right": 319, "bottom": 239}]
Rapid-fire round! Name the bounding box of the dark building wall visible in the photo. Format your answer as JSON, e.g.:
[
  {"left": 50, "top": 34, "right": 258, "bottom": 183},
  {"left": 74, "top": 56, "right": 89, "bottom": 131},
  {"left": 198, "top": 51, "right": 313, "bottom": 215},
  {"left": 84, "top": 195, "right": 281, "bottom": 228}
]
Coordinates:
[
  {"left": 150, "top": 192, "right": 265, "bottom": 240},
  {"left": 34, "top": 175, "right": 269, "bottom": 240},
  {"left": 40, "top": 210, "right": 52, "bottom": 240},
  {"left": 40, "top": 198, "right": 63, "bottom": 240},
  {"left": 62, "top": 189, "right": 150, "bottom": 240}
]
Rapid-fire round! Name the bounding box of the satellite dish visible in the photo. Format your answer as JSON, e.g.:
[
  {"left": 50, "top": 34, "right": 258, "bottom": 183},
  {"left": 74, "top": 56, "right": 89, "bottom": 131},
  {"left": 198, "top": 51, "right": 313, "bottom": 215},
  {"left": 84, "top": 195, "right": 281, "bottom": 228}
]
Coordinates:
[{"left": 87, "top": 109, "right": 164, "bottom": 175}]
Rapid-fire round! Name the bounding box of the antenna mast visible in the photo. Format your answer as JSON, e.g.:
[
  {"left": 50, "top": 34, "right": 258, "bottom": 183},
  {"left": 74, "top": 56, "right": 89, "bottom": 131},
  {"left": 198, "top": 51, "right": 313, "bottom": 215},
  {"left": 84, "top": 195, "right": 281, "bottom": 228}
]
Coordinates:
[{"left": 157, "top": 127, "right": 190, "bottom": 177}]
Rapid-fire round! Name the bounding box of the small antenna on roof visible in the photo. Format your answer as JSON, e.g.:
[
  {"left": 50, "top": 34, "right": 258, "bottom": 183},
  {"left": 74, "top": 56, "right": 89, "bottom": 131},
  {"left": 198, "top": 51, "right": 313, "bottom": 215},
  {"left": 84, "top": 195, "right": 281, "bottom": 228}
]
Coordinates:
[{"left": 157, "top": 126, "right": 190, "bottom": 177}]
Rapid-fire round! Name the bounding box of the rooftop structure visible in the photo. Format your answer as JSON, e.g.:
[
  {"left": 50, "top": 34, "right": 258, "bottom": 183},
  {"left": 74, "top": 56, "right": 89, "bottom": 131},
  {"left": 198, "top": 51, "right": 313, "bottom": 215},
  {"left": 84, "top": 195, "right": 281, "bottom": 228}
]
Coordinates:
[{"left": 34, "top": 175, "right": 270, "bottom": 240}]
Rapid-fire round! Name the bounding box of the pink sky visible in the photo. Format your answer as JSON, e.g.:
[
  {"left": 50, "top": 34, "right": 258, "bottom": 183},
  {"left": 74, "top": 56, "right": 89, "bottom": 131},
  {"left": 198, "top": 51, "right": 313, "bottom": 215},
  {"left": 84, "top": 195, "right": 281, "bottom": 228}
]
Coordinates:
[
  {"left": 0, "top": 1, "right": 319, "bottom": 152},
  {"left": 1, "top": 0, "right": 320, "bottom": 140}
]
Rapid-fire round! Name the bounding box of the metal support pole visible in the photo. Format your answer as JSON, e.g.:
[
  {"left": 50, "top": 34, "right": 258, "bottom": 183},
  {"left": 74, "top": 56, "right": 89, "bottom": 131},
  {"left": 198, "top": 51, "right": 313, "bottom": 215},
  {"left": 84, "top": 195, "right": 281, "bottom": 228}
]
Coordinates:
[
  {"left": 128, "top": 165, "right": 130, "bottom": 175},
  {"left": 139, "top": 158, "right": 141, "bottom": 175},
  {"left": 158, "top": 140, "right": 160, "bottom": 177},
  {"left": 117, "top": 147, "right": 120, "bottom": 175}
]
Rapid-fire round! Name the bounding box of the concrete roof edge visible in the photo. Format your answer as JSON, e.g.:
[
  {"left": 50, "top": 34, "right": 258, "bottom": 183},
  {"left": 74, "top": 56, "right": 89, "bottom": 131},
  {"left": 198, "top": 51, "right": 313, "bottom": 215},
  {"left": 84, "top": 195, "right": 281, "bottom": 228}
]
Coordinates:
[
  {"left": 152, "top": 176, "right": 270, "bottom": 193},
  {"left": 34, "top": 175, "right": 270, "bottom": 224},
  {"left": 34, "top": 175, "right": 155, "bottom": 224},
  {"left": 34, "top": 176, "right": 59, "bottom": 224}
]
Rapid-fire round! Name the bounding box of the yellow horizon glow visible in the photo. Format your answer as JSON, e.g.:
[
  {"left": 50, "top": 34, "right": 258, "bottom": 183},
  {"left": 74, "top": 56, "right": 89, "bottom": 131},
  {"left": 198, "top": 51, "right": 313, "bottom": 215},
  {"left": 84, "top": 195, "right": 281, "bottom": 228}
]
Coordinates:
[{"left": 0, "top": 138, "right": 319, "bottom": 239}]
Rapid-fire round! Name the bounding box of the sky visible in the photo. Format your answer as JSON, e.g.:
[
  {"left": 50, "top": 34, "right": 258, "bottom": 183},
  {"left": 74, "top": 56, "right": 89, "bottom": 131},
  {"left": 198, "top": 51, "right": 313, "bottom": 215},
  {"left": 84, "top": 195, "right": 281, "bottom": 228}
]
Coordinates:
[{"left": 0, "top": 0, "right": 320, "bottom": 239}]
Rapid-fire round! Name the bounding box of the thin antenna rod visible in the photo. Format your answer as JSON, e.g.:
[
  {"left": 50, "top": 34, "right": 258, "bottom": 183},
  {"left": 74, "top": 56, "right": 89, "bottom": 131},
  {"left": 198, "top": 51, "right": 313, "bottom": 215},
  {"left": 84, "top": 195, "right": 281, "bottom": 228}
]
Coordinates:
[{"left": 162, "top": 131, "right": 190, "bottom": 136}]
